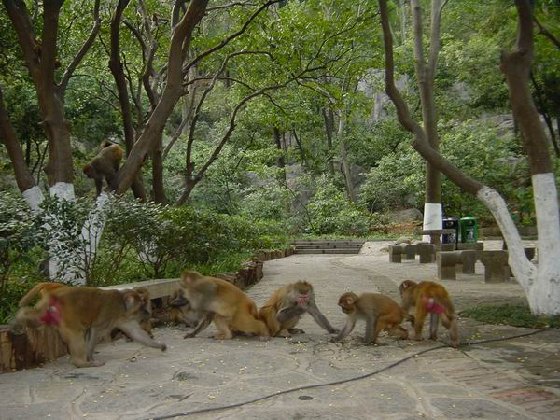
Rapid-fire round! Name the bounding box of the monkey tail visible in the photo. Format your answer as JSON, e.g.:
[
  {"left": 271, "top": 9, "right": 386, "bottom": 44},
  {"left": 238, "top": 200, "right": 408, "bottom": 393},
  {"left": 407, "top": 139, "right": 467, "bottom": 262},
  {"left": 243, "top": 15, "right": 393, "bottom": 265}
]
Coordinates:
[{"left": 19, "top": 282, "right": 64, "bottom": 307}]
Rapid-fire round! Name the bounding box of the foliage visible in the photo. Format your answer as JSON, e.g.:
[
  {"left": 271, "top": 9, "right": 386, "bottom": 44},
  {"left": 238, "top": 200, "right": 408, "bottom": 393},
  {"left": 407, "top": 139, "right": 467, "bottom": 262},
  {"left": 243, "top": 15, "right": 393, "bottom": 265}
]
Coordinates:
[
  {"left": 359, "top": 119, "right": 534, "bottom": 225},
  {"left": 307, "top": 175, "right": 371, "bottom": 236},
  {"left": 0, "top": 192, "right": 43, "bottom": 290},
  {"left": 33, "top": 195, "right": 96, "bottom": 282},
  {"left": 461, "top": 303, "right": 560, "bottom": 329},
  {"left": 92, "top": 199, "right": 291, "bottom": 285}
]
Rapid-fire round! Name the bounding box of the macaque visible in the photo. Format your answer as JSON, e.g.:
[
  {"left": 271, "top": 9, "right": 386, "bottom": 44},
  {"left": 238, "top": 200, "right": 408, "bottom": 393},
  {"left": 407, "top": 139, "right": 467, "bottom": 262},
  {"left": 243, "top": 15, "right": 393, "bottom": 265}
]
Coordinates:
[
  {"left": 399, "top": 280, "right": 459, "bottom": 347},
  {"left": 166, "top": 287, "right": 207, "bottom": 328},
  {"left": 111, "top": 286, "right": 154, "bottom": 341},
  {"left": 83, "top": 142, "right": 123, "bottom": 196},
  {"left": 14, "top": 283, "right": 166, "bottom": 368},
  {"left": 177, "top": 270, "right": 270, "bottom": 340},
  {"left": 332, "top": 292, "right": 408, "bottom": 345},
  {"left": 259, "top": 281, "right": 337, "bottom": 337},
  {"left": 133, "top": 287, "right": 154, "bottom": 337}
]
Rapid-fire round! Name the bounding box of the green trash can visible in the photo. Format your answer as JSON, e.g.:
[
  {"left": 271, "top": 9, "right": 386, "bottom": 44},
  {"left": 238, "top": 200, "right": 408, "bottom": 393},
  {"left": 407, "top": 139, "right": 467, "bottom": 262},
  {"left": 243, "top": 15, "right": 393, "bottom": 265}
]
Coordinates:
[{"left": 459, "top": 217, "right": 478, "bottom": 243}]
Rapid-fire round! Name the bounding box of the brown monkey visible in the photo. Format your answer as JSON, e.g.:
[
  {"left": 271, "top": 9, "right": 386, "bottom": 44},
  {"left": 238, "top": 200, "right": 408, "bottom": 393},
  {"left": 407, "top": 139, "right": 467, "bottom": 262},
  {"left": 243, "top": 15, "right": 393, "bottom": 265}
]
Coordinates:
[
  {"left": 399, "top": 280, "right": 459, "bottom": 347},
  {"left": 259, "top": 281, "right": 338, "bottom": 337},
  {"left": 18, "top": 281, "right": 66, "bottom": 307},
  {"left": 177, "top": 270, "right": 270, "bottom": 340},
  {"left": 166, "top": 287, "right": 207, "bottom": 328},
  {"left": 83, "top": 142, "right": 123, "bottom": 196},
  {"left": 331, "top": 292, "right": 408, "bottom": 344},
  {"left": 14, "top": 284, "right": 166, "bottom": 367},
  {"left": 111, "top": 286, "right": 155, "bottom": 341}
]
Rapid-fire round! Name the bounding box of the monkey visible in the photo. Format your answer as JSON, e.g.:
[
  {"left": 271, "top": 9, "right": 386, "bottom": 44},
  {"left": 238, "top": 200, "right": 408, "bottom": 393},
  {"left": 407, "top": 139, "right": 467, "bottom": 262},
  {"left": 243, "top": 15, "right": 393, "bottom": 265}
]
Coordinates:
[
  {"left": 83, "top": 142, "right": 123, "bottom": 196},
  {"left": 258, "top": 281, "right": 338, "bottom": 337},
  {"left": 14, "top": 283, "right": 166, "bottom": 368},
  {"left": 18, "top": 281, "right": 66, "bottom": 307},
  {"left": 399, "top": 280, "right": 459, "bottom": 347},
  {"left": 331, "top": 292, "right": 408, "bottom": 345},
  {"left": 111, "top": 286, "right": 155, "bottom": 341},
  {"left": 176, "top": 270, "right": 270, "bottom": 340},
  {"left": 166, "top": 287, "right": 207, "bottom": 328}
]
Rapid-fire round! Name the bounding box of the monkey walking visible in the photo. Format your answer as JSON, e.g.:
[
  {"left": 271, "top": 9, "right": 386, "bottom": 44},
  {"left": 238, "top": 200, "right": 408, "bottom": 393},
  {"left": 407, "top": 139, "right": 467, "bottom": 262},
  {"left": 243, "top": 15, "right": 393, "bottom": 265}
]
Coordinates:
[
  {"left": 176, "top": 270, "right": 270, "bottom": 340},
  {"left": 83, "top": 141, "right": 123, "bottom": 196},
  {"left": 331, "top": 292, "right": 409, "bottom": 345},
  {"left": 14, "top": 283, "right": 166, "bottom": 368},
  {"left": 399, "top": 280, "right": 459, "bottom": 347},
  {"left": 259, "top": 281, "right": 338, "bottom": 337}
]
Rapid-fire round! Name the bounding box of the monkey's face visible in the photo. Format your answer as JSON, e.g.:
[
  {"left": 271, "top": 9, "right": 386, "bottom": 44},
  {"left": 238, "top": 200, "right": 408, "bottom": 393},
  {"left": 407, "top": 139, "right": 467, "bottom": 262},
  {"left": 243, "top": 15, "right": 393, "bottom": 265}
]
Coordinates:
[{"left": 338, "top": 293, "right": 356, "bottom": 314}]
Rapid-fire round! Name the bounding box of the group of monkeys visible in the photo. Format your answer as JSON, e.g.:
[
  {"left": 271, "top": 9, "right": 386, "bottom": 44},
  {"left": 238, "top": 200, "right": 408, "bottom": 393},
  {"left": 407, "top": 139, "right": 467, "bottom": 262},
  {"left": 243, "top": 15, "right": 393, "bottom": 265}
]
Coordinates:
[{"left": 13, "top": 270, "right": 459, "bottom": 368}]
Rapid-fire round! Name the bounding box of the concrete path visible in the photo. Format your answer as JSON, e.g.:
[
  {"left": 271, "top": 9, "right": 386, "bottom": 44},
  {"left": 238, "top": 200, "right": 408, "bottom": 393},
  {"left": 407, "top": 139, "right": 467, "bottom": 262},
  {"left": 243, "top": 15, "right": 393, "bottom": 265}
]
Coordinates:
[{"left": 1, "top": 242, "right": 559, "bottom": 419}]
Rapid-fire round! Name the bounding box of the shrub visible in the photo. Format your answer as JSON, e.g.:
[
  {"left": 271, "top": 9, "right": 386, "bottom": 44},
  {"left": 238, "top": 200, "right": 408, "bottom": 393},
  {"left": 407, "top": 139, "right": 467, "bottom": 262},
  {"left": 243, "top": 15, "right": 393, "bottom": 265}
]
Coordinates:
[{"left": 307, "top": 175, "right": 371, "bottom": 236}]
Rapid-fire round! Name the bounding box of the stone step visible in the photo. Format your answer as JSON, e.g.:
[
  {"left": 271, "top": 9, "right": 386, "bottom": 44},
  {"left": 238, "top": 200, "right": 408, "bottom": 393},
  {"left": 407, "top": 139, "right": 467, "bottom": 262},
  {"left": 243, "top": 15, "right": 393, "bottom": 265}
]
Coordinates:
[
  {"left": 294, "top": 248, "right": 362, "bottom": 255},
  {"left": 291, "top": 240, "right": 365, "bottom": 254},
  {"left": 295, "top": 244, "right": 363, "bottom": 249},
  {"left": 293, "top": 240, "right": 365, "bottom": 245}
]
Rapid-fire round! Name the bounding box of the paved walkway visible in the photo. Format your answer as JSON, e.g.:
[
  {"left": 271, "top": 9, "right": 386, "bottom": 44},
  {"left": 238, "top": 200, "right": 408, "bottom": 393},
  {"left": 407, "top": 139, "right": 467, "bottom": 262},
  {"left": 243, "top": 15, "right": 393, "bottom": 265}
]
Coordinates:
[{"left": 1, "top": 242, "right": 559, "bottom": 419}]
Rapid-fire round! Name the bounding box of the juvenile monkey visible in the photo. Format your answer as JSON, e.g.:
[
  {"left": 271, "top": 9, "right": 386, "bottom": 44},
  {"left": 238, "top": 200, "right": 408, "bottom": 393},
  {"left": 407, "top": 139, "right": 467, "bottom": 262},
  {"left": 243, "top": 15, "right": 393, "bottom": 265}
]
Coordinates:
[
  {"left": 399, "top": 280, "right": 459, "bottom": 347},
  {"left": 83, "top": 142, "right": 123, "bottom": 196},
  {"left": 14, "top": 284, "right": 166, "bottom": 367},
  {"left": 166, "top": 287, "right": 208, "bottom": 328},
  {"left": 177, "top": 270, "right": 270, "bottom": 340},
  {"left": 259, "top": 281, "right": 338, "bottom": 337},
  {"left": 331, "top": 292, "right": 408, "bottom": 344}
]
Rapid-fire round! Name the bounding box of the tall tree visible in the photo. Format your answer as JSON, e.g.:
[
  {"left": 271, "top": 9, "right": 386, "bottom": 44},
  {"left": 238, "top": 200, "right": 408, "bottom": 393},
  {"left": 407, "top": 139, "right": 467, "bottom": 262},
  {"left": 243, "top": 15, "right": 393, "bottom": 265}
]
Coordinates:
[
  {"left": 411, "top": 0, "right": 443, "bottom": 239},
  {"left": 378, "top": 0, "right": 560, "bottom": 314}
]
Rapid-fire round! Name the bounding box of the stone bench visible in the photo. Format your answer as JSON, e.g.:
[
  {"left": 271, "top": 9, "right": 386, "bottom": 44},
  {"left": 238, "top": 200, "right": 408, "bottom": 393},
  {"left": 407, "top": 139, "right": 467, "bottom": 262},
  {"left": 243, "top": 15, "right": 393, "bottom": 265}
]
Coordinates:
[
  {"left": 436, "top": 250, "right": 477, "bottom": 280},
  {"left": 388, "top": 244, "right": 417, "bottom": 262},
  {"left": 417, "top": 242, "right": 436, "bottom": 263},
  {"left": 480, "top": 250, "right": 511, "bottom": 283}
]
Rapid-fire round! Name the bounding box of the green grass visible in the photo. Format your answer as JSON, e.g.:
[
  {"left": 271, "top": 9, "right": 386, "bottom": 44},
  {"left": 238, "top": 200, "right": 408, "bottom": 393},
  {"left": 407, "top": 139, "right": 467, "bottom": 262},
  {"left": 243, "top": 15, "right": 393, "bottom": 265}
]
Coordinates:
[{"left": 461, "top": 303, "right": 560, "bottom": 329}]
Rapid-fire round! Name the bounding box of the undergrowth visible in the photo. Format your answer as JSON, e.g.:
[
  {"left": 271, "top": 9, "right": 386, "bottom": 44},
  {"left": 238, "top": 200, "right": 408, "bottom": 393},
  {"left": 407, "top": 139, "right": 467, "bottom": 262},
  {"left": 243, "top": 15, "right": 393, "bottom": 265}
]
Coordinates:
[{"left": 461, "top": 303, "right": 560, "bottom": 329}]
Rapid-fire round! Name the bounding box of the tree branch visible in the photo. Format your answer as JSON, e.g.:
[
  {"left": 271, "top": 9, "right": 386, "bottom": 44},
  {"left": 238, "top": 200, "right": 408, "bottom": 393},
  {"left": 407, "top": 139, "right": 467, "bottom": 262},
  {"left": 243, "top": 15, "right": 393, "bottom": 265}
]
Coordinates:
[
  {"left": 378, "top": 0, "right": 482, "bottom": 195},
  {"left": 59, "top": 0, "right": 101, "bottom": 94},
  {"left": 0, "top": 84, "right": 36, "bottom": 191}
]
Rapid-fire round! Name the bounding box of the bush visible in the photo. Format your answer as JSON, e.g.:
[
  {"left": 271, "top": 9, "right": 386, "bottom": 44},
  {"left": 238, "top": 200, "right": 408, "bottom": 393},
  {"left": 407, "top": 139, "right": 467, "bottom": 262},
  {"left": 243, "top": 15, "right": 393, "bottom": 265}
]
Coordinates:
[
  {"left": 307, "top": 175, "right": 371, "bottom": 236},
  {"left": 93, "top": 199, "right": 291, "bottom": 285}
]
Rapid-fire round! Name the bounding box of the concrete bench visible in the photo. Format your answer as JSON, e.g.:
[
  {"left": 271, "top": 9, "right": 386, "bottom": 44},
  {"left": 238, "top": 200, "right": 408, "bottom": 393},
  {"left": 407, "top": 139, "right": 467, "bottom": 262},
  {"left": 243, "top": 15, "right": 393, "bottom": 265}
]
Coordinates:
[
  {"left": 102, "top": 278, "right": 180, "bottom": 300},
  {"left": 480, "top": 250, "right": 511, "bottom": 283},
  {"left": 417, "top": 242, "right": 436, "bottom": 263},
  {"left": 436, "top": 250, "right": 477, "bottom": 280},
  {"left": 388, "top": 244, "right": 417, "bottom": 262}
]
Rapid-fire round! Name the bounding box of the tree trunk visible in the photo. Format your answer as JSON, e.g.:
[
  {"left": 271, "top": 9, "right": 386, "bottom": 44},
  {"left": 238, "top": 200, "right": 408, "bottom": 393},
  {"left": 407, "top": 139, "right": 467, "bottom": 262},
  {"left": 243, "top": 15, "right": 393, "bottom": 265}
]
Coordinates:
[
  {"left": 499, "top": 0, "right": 560, "bottom": 314},
  {"left": 151, "top": 137, "right": 167, "bottom": 203},
  {"left": 378, "top": 0, "right": 560, "bottom": 314},
  {"left": 322, "top": 107, "right": 336, "bottom": 176},
  {"left": 116, "top": 0, "right": 209, "bottom": 195},
  {"left": 337, "top": 111, "right": 357, "bottom": 203},
  {"left": 273, "top": 127, "right": 287, "bottom": 185},
  {"left": 411, "top": 0, "right": 442, "bottom": 238}
]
